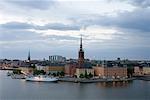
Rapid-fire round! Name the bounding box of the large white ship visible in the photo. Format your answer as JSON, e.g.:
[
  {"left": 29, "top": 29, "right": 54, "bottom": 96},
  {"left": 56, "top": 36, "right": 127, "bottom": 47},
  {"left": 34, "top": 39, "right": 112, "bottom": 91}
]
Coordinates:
[{"left": 26, "top": 75, "right": 58, "bottom": 82}]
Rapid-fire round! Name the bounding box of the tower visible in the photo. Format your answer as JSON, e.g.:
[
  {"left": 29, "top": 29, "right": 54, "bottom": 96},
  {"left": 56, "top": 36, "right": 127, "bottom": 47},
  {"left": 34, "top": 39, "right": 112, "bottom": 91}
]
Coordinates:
[
  {"left": 28, "top": 50, "right": 31, "bottom": 62},
  {"left": 78, "top": 35, "right": 84, "bottom": 68}
]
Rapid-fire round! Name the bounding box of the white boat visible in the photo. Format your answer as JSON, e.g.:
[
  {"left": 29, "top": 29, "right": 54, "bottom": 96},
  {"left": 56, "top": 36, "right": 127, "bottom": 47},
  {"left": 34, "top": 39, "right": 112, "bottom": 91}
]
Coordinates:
[{"left": 26, "top": 75, "right": 58, "bottom": 82}]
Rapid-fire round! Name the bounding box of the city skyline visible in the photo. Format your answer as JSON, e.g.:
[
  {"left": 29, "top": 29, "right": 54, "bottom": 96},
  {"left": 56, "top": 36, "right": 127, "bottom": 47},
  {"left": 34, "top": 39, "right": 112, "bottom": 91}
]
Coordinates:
[{"left": 0, "top": 0, "right": 150, "bottom": 60}]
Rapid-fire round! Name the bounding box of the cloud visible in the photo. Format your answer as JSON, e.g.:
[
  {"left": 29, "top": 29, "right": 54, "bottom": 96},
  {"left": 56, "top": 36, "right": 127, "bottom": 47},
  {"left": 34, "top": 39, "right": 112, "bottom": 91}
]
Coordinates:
[
  {"left": 5, "top": 0, "right": 56, "bottom": 10},
  {"left": 0, "top": 22, "right": 81, "bottom": 31},
  {"left": 128, "top": 0, "right": 150, "bottom": 8},
  {"left": 0, "top": 22, "right": 34, "bottom": 30},
  {"left": 76, "top": 8, "right": 150, "bottom": 33},
  {"left": 0, "top": 30, "right": 42, "bottom": 41},
  {"left": 38, "top": 23, "right": 80, "bottom": 31}
]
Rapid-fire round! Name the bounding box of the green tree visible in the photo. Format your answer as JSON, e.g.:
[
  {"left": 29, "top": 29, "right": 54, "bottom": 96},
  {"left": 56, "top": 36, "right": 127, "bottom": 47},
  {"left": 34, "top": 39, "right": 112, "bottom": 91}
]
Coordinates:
[
  {"left": 52, "top": 73, "right": 56, "bottom": 77},
  {"left": 13, "top": 69, "right": 21, "bottom": 74},
  {"left": 127, "top": 67, "right": 134, "bottom": 77},
  {"left": 79, "top": 73, "right": 84, "bottom": 78},
  {"left": 88, "top": 72, "right": 93, "bottom": 78},
  {"left": 57, "top": 72, "right": 60, "bottom": 76},
  {"left": 60, "top": 71, "right": 65, "bottom": 76},
  {"left": 84, "top": 70, "right": 88, "bottom": 78}
]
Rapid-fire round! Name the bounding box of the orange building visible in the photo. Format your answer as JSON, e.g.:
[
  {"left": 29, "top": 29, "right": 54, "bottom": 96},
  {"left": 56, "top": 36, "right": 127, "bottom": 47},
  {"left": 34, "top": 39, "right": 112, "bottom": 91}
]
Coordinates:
[
  {"left": 94, "top": 66, "right": 127, "bottom": 78},
  {"left": 65, "top": 63, "right": 77, "bottom": 77}
]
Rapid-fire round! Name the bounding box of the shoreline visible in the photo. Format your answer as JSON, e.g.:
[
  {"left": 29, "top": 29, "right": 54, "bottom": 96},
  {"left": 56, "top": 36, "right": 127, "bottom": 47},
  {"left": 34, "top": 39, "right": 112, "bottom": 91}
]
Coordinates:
[{"left": 58, "top": 77, "right": 135, "bottom": 83}]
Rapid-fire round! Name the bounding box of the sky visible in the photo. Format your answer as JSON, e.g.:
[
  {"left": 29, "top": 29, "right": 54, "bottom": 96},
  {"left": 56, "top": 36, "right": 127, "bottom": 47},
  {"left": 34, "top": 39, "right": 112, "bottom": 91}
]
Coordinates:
[{"left": 0, "top": 0, "right": 150, "bottom": 60}]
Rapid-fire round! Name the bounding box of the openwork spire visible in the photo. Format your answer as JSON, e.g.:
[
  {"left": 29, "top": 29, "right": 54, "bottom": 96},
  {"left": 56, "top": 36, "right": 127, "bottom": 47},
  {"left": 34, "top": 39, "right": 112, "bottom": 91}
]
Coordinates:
[{"left": 80, "top": 34, "right": 83, "bottom": 51}]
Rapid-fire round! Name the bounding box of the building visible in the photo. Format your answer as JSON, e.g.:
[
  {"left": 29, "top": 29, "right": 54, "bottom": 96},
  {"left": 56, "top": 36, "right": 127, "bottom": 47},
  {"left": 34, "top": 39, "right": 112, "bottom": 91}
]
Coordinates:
[
  {"left": 94, "top": 66, "right": 127, "bottom": 78},
  {"left": 75, "top": 35, "right": 94, "bottom": 78},
  {"left": 44, "top": 66, "right": 65, "bottom": 74},
  {"left": 134, "top": 66, "right": 150, "bottom": 75},
  {"left": 134, "top": 66, "right": 143, "bottom": 75},
  {"left": 143, "top": 67, "right": 150, "bottom": 75},
  {"left": 65, "top": 63, "right": 77, "bottom": 77},
  {"left": 49, "top": 55, "right": 66, "bottom": 62},
  {"left": 75, "top": 68, "right": 94, "bottom": 78},
  {"left": 78, "top": 35, "right": 84, "bottom": 68}
]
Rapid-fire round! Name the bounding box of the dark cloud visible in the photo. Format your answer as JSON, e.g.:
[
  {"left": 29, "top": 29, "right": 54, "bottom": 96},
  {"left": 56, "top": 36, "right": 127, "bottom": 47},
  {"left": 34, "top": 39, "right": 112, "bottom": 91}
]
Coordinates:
[
  {"left": 39, "top": 23, "right": 80, "bottom": 31},
  {"left": 5, "top": 0, "right": 55, "bottom": 10},
  {"left": 0, "top": 22, "right": 81, "bottom": 31},
  {"left": 128, "top": 0, "right": 150, "bottom": 8},
  {"left": 77, "top": 8, "right": 150, "bottom": 33},
  {"left": 46, "top": 35, "right": 78, "bottom": 40},
  {"left": 0, "top": 30, "right": 42, "bottom": 41},
  {"left": 0, "top": 22, "right": 34, "bottom": 30}
]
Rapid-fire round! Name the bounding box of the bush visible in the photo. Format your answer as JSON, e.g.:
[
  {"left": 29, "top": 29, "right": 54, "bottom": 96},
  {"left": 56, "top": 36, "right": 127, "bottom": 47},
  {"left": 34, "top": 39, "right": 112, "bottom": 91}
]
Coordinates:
[
  {"left": 33, "top": 70, "right": 46, "bottom": 75},
  {"left": 79, "top": 73, "right": 84, "bottom": 78},
  {"left": 13, "top": 69, "right": 21, "bottom": 74}
]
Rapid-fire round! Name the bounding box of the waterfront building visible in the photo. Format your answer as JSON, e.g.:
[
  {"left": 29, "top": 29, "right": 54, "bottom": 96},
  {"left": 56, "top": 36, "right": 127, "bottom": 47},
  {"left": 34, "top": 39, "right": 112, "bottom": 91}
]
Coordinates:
[
  {"left": 134, "top": 66, "right": 150, "bottom": 75},
  {"left": 65, "top": 63, "right": 78, "bottom": 77},
  {"left": 134, "top": 66, "right": 143, "bottom": 75},
  {"left": 143, "top": 67, "right": 150, "bottom": 75},
  {"left": 75, "top": 35, "right": 94, "bottom": 78},
  {"left": 94, "top": 65, "right": 127, "bottom": 78},
  {"left": 44, "top": 66, "right": 65, "bottom": 74},
  {"left": 75, "top": 68, "right": 94, "bottom": 78}
]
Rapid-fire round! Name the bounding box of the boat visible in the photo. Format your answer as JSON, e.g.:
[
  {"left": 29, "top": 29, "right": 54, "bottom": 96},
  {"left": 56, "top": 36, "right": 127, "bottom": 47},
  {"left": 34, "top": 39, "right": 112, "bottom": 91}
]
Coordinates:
[
  {"left": 26, "top": 75, "right": 58, "bottom": 82},
  {"left": 7, "top": 72, "right": 11, "bottom": 76},
  {"left": 11, "top": 74, "right": 26, "bottom": 79}
]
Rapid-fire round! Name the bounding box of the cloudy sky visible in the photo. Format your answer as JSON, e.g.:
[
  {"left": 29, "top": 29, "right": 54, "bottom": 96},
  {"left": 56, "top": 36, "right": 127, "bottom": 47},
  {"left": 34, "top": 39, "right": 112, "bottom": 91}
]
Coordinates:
[{"left": 0, "top": 0, "right": 150, "bottom": 60}]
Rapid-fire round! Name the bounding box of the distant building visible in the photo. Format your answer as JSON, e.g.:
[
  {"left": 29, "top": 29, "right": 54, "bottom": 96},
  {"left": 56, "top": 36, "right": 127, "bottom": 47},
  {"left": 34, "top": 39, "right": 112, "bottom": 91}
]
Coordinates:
[
  {"left": 134, "top": 66, "right": 150, "bottom": 75},
  {"left": 94, "top": 65, "right": 127, "bottom": 78},
  {"left": 36, "top": 65, "right": 65, "bottom": 74},
  {"left": 26, "top": 50, "right": 31, "bottom": 62},
  {"left": 134, "top": 66, "right": 143, "bottom": 75},
  {"left": 143, "top": 67, "right": 150, "bottom": 75},
  {"left": 75, "top": 68, "right": 94, "bottom": 78},
  {"left": 65, "top": 63, "right": 77, "bottom": 77},
  {"left": 75, "top": 35, "right": 94, "bottom": 78},
  {"left": 49, "top": 55, "right": 66, "bottom": 62}
]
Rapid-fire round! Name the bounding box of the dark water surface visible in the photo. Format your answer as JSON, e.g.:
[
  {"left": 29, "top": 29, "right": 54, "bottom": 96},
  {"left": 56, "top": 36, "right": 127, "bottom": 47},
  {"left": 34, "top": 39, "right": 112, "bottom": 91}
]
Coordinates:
[{"left": 0, "top": 70, "right": 150, "bottom": 100}]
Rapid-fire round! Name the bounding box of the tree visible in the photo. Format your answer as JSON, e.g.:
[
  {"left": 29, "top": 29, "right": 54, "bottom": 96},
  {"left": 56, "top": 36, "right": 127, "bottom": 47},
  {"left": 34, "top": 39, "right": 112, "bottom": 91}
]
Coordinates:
[
  {"left": 84, "top": 70, "right": 88, "bottom": 78},
  {"left": 127, "top": 67, "right": 134, "bottom": 77},
  {"left": 79, "top": 73, "right": 84, "bottom": 78},
  {"left": 88, "top": 72, "right": 93, "bottom": 78},
  {"left": 60, "top": 71, "right": 65, "bottom": 76},
  {"left": 52, "top": 73, "right": 56, "bottom": 77},
  {"left": 57, "top": 72, "right": 60, "bottom": 76},
  {"left": 13, "top": 69, "right": 21, "bottom": 74},
  {"left": 33, "top": 70, "right": 46, "bottom": 75}
]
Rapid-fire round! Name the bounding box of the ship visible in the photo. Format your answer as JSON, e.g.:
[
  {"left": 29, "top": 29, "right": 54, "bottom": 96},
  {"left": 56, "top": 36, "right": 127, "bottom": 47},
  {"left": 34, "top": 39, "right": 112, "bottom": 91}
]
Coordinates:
[{"left": 26, "top": 75, "right": 58, "bottom": 82}]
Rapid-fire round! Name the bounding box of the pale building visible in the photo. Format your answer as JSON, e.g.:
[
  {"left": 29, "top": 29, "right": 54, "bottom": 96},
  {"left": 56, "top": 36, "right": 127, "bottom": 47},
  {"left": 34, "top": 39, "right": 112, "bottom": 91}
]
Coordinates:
[
  {"left": 75, "top": 68, "right": 94, "bottom": 78},
  {"left": 44, "top": 66, "right": 65, "bottom": 74},
  {"left": 143, "top": 67, "right": 150, "bottom": 75},
  {"left": 134, "top": 66, "right": 143, "bottom": 75},
  {"left": 94, "top": 66, "right": 127, "bottom": 78}
]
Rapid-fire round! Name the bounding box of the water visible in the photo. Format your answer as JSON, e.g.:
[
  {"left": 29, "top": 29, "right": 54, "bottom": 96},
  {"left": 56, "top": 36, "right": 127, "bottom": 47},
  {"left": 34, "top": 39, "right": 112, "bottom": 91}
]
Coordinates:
[{"left": 0, "top": 70, "right": 150, "bottom": 100}]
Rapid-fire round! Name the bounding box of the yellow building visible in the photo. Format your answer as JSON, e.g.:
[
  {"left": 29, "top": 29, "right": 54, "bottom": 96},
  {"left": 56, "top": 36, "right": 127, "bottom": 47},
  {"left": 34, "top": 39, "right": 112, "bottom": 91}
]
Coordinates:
[
  {"left": 143, "top": 67, "right": 150, "bottom": 75},
  {"left": 44, "top": 66, "right": 65, "bottom": 74},
  {"left": 134, "top": 66, "right": 143, "bottom": 75},
  {"left": 75, "top": 68, "right": 94, "bottom": 78},
  {"left": 94, "top": 66, "right": 127, "bottom": 78}
]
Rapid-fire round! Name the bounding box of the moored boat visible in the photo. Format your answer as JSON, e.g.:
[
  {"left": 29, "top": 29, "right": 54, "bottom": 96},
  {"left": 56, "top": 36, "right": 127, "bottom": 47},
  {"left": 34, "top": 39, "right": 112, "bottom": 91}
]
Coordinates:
[{"left": 26, "top": 75, "right": 58, "bottom": 82}]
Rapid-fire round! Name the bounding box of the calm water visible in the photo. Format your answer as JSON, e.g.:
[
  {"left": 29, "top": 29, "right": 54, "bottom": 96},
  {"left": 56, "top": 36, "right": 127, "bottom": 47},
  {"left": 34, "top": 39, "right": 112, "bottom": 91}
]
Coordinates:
[{"left": 0, "top": 70, "right": 150, "bottom": 100}]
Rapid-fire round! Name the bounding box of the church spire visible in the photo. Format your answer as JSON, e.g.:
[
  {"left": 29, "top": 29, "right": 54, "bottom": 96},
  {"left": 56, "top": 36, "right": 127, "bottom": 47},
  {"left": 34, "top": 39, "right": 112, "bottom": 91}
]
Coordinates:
[
  {"left": 78, "top": 34, "right": 84, "bottom": 68},
  {"left": 28, "top": 50, "right": 31, "bottom": 61},
  {"left": 80, "top": 34, "right": 83, "bottom": 51}
]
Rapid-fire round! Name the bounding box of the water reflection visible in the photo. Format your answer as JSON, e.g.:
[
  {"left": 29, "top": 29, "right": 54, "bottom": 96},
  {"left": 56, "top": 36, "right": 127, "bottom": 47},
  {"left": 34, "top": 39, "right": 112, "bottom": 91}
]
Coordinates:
[{"left": 96, "top": 81, "right": 133, "bottom": 88}]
